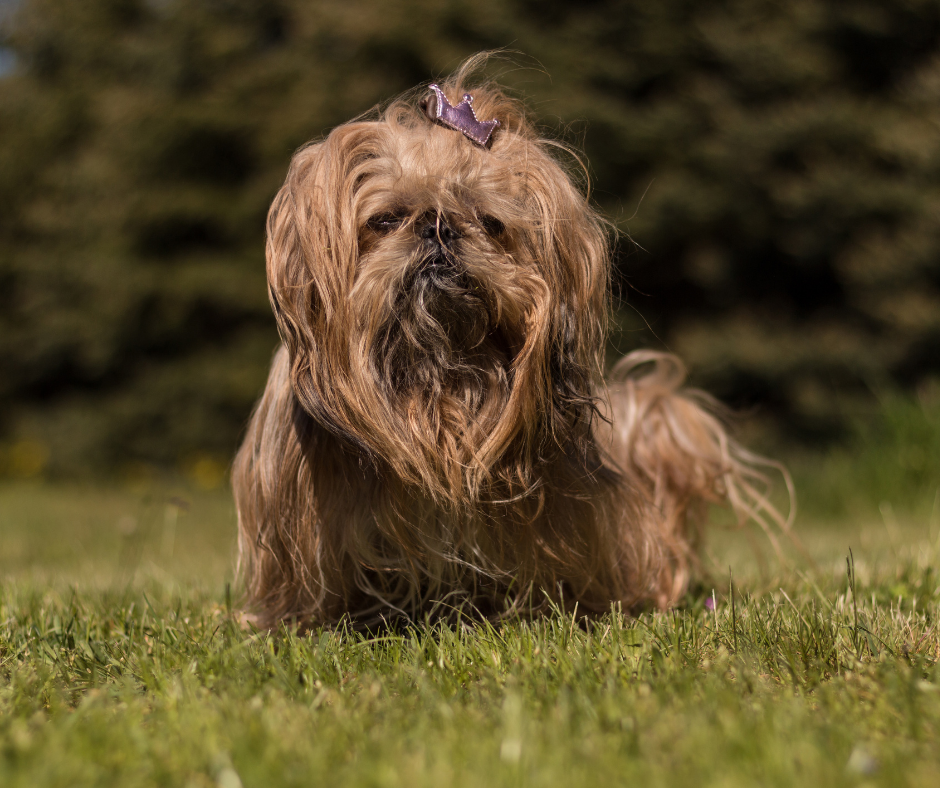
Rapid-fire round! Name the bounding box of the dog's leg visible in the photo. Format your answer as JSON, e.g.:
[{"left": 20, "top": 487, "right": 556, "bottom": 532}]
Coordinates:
[{"left": 232, "top": 345, "right": 333, "bottom": 628}]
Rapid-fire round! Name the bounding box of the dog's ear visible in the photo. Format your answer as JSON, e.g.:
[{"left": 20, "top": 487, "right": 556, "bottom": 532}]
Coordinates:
[
  {"left": 524, "top": 146, "right": 610, "bottom": 439},
  {"left": 265, "top": 128, "right": 371, "bottom": 416},
  {"left": 264, "top": 126, "right": 394, "bottom": 459},
  {"left": 266, "top": 122, "right": 387, "bottom": 357},
  {"left": 265, "top": 143, "right": 332, "bottom": 425},
  {"left": 266, "top": 142, "right": 340, "bottom": 359}
]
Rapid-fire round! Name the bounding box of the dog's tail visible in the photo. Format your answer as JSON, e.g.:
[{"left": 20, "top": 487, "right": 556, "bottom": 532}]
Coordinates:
[{"left": 599, "top": 351, "right": 795, "bottom": 607}]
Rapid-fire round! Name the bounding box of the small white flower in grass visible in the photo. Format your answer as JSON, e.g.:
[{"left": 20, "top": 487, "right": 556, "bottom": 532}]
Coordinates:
[
  {"left": 500, "top": 739, "right": 522, "bottom": 764},
  {"left": 217, "top": 768, "right": 243, "bottom": 788},
  {"left": 846, "top": 745, "right": 878, "bottom": 776},
  {"left": 213, "top": 753, "right": 243, "bottom": 788}
]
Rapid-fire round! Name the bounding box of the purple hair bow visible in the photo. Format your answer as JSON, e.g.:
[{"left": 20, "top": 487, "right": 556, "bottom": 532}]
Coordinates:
[{"left": 423, "top": 84, "right": 500, "bottom": 146}]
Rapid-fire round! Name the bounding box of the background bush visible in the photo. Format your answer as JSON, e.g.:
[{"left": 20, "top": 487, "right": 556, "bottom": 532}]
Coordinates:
[{"left": 2, "top": 0, "right": 940, "bottom": 477}]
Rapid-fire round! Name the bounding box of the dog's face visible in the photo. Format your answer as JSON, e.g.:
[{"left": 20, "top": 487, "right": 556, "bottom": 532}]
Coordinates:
[{"left": 265, "top": 84, "right": 610, "bottom": 502}]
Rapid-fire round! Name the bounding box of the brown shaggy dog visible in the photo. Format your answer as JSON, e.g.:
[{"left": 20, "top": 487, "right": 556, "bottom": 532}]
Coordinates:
[{"left": 233, "top": 61, "right": 788, "bottom": 630}]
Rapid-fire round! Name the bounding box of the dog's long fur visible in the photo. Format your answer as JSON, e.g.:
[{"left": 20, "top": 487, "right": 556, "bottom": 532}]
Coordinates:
[{"left": 233, "top": 61, "right": 785, "bottom": 629}]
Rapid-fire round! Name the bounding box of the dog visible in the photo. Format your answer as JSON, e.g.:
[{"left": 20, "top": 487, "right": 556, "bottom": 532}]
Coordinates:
[{"left": 233, "top": 61, "right": 786, "bottom": 629}]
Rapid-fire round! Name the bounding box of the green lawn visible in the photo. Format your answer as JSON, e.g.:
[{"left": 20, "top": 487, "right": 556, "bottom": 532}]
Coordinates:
[{"left": 1, "top": 480, "right": 938, "bottom": 787}]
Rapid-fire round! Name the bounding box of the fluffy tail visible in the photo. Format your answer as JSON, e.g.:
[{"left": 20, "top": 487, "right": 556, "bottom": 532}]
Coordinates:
[{"left": 600, "top": 351, "right": 795, "bottom": 607}]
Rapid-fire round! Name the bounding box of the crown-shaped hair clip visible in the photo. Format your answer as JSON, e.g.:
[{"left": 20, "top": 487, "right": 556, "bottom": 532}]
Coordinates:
[{"left": 422, "top": 84, "right": 500, "bottom": 147}]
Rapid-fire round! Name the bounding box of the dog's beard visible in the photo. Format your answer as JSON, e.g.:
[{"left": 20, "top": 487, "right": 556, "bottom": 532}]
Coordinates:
[
  {"left": 376, "top": 251, "right": 510, "bottom": 394},
  {"left": 363, "top": 234, "right": 521, "bottom": 501}
]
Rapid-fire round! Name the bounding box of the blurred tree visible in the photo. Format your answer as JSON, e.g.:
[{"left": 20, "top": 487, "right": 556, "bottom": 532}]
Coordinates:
[
  {"left": 0, "top": 0, "right": 939, "bottom": 475},
  {"left": 558, "top": 0, "right": 940, "bottom": 446}
]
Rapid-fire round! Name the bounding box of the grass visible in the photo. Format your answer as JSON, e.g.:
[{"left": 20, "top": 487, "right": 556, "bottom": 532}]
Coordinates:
[{"left": 1, "top": 479, "right": 939, "bottom": 787}]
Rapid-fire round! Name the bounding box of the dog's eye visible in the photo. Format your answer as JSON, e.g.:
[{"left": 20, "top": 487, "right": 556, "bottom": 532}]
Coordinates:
[
  {"left": 480, "top": 215, "right": 505, "bottom": 237},
  {"left": 367, "top": 213, "right": 405, "bottom": 234}
]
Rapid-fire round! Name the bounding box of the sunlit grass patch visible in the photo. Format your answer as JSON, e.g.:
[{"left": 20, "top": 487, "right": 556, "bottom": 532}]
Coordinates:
[{"left": 1, "top": 481, "right": 938, "bottom": 787}]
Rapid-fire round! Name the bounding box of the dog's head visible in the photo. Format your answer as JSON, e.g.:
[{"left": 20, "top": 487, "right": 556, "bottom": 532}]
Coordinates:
[{"left": 266, "top": 74, "right": 610, "bottom": 502}]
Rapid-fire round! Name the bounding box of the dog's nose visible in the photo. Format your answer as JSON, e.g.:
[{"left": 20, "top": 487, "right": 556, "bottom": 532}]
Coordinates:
[{"left": 419, "top": 216, "right": 459, "bottom": 246}]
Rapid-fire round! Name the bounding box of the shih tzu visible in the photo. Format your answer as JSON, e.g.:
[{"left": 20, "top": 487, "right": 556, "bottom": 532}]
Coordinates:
[{"left": 233, "top": 61, "right": 786, "bottom": 629}]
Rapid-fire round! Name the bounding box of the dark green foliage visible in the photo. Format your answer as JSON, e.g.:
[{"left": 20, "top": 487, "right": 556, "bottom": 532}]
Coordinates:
[
  {"left": 569, "top": 1, "right": 940, "bottom": 444},
  {"left": 2, "top": 0, "right": 940, "bottom": 474}
]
